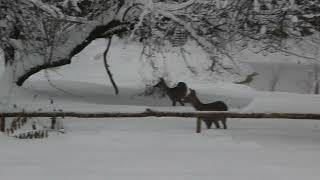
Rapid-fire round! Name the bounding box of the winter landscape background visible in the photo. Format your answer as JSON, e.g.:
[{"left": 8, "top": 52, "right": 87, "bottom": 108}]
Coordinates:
[
  {"left": 1, "top": 39, "right": 320, "bottom": 180},
  {"left": 1, "top": 0, "right": 320, "bottom": 179}
]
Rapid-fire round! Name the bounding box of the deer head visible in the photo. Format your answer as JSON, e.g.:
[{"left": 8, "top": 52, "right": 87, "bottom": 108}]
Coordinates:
[
  {"left": 183, "top": 88, "right": 196, "bottom": 103},
  {"left": 154, "top": 78, "right": 167, "bottom": 88}
]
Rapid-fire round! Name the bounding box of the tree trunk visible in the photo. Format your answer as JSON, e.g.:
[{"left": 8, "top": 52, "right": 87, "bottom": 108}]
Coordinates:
[
  {"left": 313, "top": 80, "right": 319, "bottom": 94},
  {"left": 312, "top": 64, "right": 320, "bottom": 94},
  {"left": 269, "top": 64, "right": 282, "bottom": 91}
]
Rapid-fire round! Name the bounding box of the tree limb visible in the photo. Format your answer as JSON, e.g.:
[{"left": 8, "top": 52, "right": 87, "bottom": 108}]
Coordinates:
[{"left": 103, "top": 37, "right": 119, "bottom": 95}]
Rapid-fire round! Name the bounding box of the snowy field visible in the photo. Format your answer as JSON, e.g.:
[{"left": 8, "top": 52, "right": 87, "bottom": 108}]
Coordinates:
[
  {"left": 1, "top": 117, "right": 320, "bottom": 180},
  {"left": 1, "top": 40, "right": 320, "bottom": 179}
]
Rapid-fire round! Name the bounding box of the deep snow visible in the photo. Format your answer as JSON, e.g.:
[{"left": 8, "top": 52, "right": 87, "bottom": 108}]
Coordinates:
[{"left": 1, "top": 117, "right": 320, "bottom": 180}]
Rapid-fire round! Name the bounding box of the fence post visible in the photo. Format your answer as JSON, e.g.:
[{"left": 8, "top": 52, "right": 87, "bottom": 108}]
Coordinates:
[
  {"left": 196, "top": 118, "right": 201, "bottom": 133},
  {"left": 0, "top": 117, "right": 5, "bottom": 132}
]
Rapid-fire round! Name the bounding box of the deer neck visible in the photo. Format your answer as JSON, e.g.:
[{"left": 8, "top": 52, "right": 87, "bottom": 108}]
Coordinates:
[{"left": 190, "top": 95, "right": 204, "bottom": 110}]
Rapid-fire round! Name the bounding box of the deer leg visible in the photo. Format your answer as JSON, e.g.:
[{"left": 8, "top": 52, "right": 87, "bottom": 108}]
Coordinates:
[
  {"left": 213, "top": 120, "right": 220, "bottom": 129},
  {"left": 172, "top": 101, "right": 177, "bottom": 106},
  {"left": 203, "top": 119, "right": 213, "bottom": 129},
  {"left": 222, "top": 119, "right": 227, "bottom": 129},
  {"left": 196, "top": 118, "right": 202, "bottom": 133}
]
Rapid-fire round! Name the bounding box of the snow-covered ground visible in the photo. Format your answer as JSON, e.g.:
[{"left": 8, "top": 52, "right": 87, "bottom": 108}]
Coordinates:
[
  {"left": 1, "top": 117, "right": 320, "bottom": 180},
  {"left": 1, "top": 40, "right": 320, "bottom": 180}
]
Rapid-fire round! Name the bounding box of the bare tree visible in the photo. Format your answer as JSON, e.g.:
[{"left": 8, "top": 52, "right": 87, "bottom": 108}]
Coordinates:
[{"left": 0, "top": 0, "right": 129, "bottom": 87}]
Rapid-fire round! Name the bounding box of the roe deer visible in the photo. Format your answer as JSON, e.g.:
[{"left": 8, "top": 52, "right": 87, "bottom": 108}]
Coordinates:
[
  {"left": 183, "top": 88, "right": 228, "bottom": 129},
  {"left": 155, "top": 78, "right": 188, "bottom": 106}
]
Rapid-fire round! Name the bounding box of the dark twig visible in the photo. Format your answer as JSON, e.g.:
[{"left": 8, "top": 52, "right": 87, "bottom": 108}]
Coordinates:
[{"left": 103, "top": 37, "right": 119, "bottom": 95}]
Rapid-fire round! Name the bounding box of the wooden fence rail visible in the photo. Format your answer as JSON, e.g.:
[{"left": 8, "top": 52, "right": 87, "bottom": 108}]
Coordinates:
[{"left": 1, "top": 108, "right": 320, "bottom": 133}]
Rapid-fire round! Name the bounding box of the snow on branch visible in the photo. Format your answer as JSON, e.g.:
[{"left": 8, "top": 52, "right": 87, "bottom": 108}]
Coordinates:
[
  {"left": 154, "top": 9, "right": 225, "bottom": 56},
  {"left": 24, "top": 0, "right": 64, "bottom": 18},
  {"left": 155, "top": 0, "right": 196, "bottom": 11},
  {"left": 24, "top": 0, "right": 88, "bottom": 24}
]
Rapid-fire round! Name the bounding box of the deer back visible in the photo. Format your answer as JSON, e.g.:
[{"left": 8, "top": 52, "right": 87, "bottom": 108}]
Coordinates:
[
  {"left": 155, "top": 78, "right": 187, "bottom": 98},
  {"left": 169, "top": 82, "right": 187, "bottom": 98},
  {"left": 199, "top": 101, "right": 228, "bottom": 111},
  {"left": 184, "top": 89, "right": 228, "bottom": 111}
]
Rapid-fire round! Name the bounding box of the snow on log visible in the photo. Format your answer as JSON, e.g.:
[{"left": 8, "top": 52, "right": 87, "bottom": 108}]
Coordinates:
[{"left": 1, "top": 109, "right": 320, "bottom": 120}]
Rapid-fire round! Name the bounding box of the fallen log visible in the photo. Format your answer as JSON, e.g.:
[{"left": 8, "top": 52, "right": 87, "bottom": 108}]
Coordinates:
[
  {"left": 0, "top": 108, "right": 320, "bottom": 120},
  {"left": 1, "top": 109, "right": 320, "bottom": 133}
]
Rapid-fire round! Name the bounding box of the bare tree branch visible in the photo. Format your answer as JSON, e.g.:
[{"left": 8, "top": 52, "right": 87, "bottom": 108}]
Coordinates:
[{"left": 103, "top": 37, "right": 119, "bottom": 95}]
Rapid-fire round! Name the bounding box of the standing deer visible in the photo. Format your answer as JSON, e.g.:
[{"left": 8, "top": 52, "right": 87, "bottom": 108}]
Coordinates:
[
  {"left": 154, "top": 78, "right": 188, "bottom": 106},
  {"left": 183, "top": 88, "right": 228, "bottom": 129}
]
